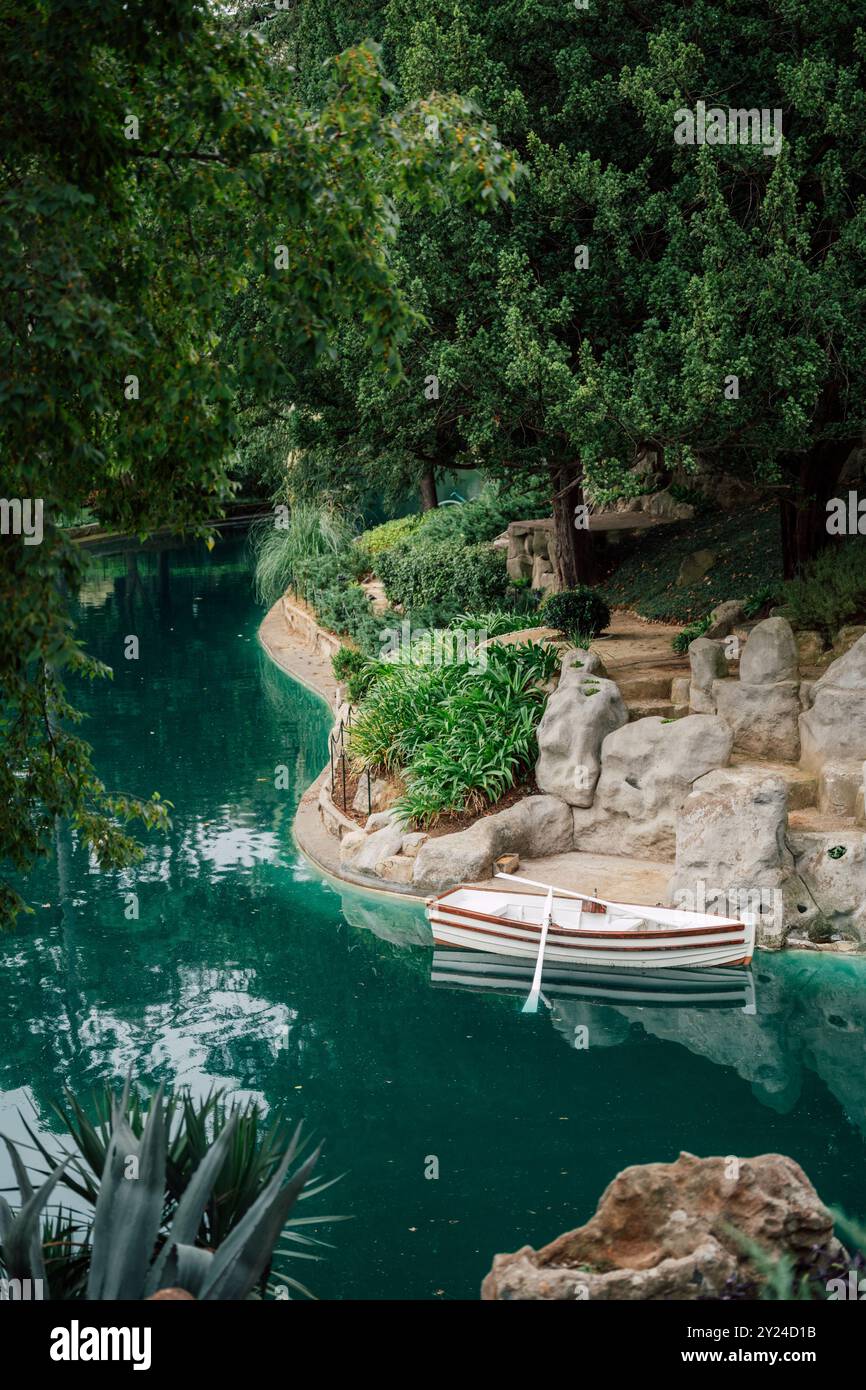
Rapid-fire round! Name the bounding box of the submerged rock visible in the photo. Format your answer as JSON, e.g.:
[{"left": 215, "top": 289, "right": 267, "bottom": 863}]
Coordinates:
[{"left": 481, "top": 1151, "right": 846, "bottom": 1300}]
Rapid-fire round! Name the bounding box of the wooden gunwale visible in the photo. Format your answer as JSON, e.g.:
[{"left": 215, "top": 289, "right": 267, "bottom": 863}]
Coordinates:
[
  {"left": 430, "top": 920, "right": 745, "bottom": 953},
  {"left": 431, "top": 900, "right": 745, "bottom": 940}
]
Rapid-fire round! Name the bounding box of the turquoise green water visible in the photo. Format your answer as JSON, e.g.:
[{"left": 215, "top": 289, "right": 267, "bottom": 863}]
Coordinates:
[{"left": 3, "top": 538, "right": 866, "bottom": 1300}]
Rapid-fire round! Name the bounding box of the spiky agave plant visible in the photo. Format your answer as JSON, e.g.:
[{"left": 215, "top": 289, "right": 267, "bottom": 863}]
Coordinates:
[{"left": 0, "top": 1081, "right": 334, "bottom": 1300}]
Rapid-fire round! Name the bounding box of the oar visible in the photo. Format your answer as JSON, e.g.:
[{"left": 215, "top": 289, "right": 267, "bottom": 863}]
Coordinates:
[
  {"left": 496, "top": 871, "right": 604, "bottom": 907},
  {"left": 522, "top": 886, "right": 553, "bottom": 1015}
]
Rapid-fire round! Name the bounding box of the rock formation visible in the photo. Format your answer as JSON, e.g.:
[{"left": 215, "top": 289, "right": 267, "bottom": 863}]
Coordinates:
[{"left": 481, "top": 1152, "right": 846, "bottom": 1300}]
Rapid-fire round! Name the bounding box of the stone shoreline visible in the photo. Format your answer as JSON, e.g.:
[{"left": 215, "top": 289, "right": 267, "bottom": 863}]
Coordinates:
[{"left": 259, "top": 592, "right": 866, "bottom": 951}]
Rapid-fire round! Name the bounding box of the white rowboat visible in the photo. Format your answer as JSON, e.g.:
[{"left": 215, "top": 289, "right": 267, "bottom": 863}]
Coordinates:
[{"left": 425, "top": 881, "right": 755, "bottom": 970}]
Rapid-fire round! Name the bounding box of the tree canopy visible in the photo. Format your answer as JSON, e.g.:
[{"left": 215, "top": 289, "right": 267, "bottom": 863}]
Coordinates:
[
  {"left": 264, "top": 0, "right": 866, "bottom": 583},
  {"left": 0, "top": 0, "right": 518, "bottom": 925}
]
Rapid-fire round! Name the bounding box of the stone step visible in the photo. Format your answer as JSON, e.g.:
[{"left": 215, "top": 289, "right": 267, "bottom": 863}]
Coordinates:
[
  {"left": 728, "top": 754, "right": 818, "bottom": 811},
  {"left": 787, "top": 807, "right": 862, "bottom": 834},
  {"left": 616, "top": 673, "right": 675, "bottom": 701},
  {"left": 626, "top": 700, "right": 678, "bottom": 721}
]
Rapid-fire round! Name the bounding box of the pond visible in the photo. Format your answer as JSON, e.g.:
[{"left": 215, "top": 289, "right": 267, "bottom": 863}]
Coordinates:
[{"left": 2, "top": 537, "right": 866, "bottom": 1300}]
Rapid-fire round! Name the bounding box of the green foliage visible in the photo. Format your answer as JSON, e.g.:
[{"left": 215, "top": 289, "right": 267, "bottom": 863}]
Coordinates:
[
  {"left": 348, "top": 642, "right": 559, "bottom": 825},
  {"left": 780, "top": 544, "right": 866, "bottom": 637},
  {"left": 0, "top": 3, "right": 520, "bottom": 926},
  {"left": 332, "top": 646, "right": 382, "bottom": 703},
  {"left": 377, "top": 535, "right": 508, "bottom": 611},
  {"left": 252, "top": 505, "right": 358, "bottom": 606},
  {"left": 672, "top": 615, "right": 712, "bottom": 654},
  {"left": 451, "top": 609, "right": 546, "bottom": 637},
  {"left": 1, "top": 1079, "right": 340, "bottom": 1300},
  {"left": 602, "top": 507, "right": 783, "bottom": 624},
  {"left": 541, "top": 588, "right": 610, "bottom": 641},
  {"left": 743, "top": 584, "right": 779, "bottom": 618},
  {"left": 356, "top": 514, "right": 423, "bottom": 561}
]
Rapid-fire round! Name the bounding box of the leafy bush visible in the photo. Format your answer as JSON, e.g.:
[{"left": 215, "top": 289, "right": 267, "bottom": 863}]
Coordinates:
[
  {"left": 451, "top": 609, "right": 547, "bottom": 638},
  {"left": 348, "top": 643, "right": 559, "bottom": 826},
  {"left": 672, "top": 614, "right": 711, "bottom": 653},
  {"left": 540, "top": 587, "right": 610, "bottom": 641},
  {"left": 376, "top": 535, "right": 508, "bottom": 611},
  {"left": 356, "top": 513, "right": 422, "bottom": 561},
  {"left": 743, "top": 584, "right": 779, "bottom": 618},
  {"left": 332, "top": 645, "right": 381, "bottom": 702},
  {"left": 780, "top": 543, "right": 866, "bottom": 637},
  {"left": 411, "top": 487, "right": 512, "bottom": 546}
]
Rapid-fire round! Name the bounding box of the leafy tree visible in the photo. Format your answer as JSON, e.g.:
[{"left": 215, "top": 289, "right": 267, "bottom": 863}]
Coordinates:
[
  {"left": 262, "top": 0, "right": 866, "bottom": 584},
  {"left": 0, "top": 0, "right": 519, "bottom": 926}
]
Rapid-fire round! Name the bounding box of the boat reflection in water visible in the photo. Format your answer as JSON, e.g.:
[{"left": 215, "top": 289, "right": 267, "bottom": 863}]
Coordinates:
[{"left": 430, "top": 950, "right": 756, "bottom": 1030}]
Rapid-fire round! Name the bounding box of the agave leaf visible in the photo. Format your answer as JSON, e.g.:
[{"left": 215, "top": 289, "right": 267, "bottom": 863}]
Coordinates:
[
  {"left": 0, "top": 1138, "right": 69, "bottom": 1284},
  {"left": 145, "top": 1114, "right": 239, "bottom": 1296},
  {"left": 87, "top": 1084, "right": 167, "bottom": 1300},
  {"left": 157, "top": 1242, "right": 215, "bottom": 1299},
  {"left": 200, "top": 1145, "right": 321, "bottom": 1301}
]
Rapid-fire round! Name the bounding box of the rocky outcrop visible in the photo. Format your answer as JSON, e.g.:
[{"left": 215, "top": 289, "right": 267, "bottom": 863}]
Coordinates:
[
  {"left": 704, "top": 600, "right": 747, "bottom": 640},
  {"left": 713, "top": 679, "right": 801, "bottom": 761},
  {"left": 412, "top": 795, "right": 574, "bottom": 893},
  {"left": 535, "top": 671, "right": 628, "bottom": 807},
  {"left": 688, "top": 637, "right": 727, "bottom": 714},
  {"left": 667, "top": 769, "right": 793, "bottom": 948},
  {"left": 800, "top": 633, "right": 866, "bottom": 773},
  {"left": 481, "top": 1152, "right": 846, "bottom": 1300},
  {"left": 572, "top": 715, "right": 733, "bottom": 859},
  {"left": 787, "top": 831, "right": 866, "bottom": 938},
  {"left": 712, "top": 618, "right": 801, "bottom": 761}
]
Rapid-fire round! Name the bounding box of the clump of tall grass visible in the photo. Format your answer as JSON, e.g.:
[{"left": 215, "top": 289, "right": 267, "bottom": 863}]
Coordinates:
[{"left": 251, "top": 503, "right": 357, "bottom": 606}]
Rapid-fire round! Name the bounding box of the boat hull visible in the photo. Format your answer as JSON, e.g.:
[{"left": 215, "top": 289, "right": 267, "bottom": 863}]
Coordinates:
[{"left": 426, "top": 887, "right": 754, "bottom": 970}]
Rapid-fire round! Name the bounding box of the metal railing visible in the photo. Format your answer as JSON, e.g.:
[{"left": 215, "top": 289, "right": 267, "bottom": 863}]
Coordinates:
[{"left": 329, "top": 709, "right": 372, "bottom": 816}]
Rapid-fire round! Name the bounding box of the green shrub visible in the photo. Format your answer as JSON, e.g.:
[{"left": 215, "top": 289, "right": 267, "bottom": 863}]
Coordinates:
[
  {"left": 356, "top": 514, "right": 422, "bottom": 561},
  {"left": 377, "top": 535, "right": 508, "bottom": 611},
  {"left": 540, "top": 587, "right": 610, "bottom": 641},
  {"left": 348, "top": 643, "right": 559, "bottom": 826},
  {"left": 332, "top": 646, "right": 382, "bottom": 702},
  {"left": 450, "top": 609, "right": 546, "bottom": 638},
  {"left": 780, "top": 544, "right": 866, "bottom": 637},
  {"left": 672, "top": 614, "right": 711, "bottom": 653}
]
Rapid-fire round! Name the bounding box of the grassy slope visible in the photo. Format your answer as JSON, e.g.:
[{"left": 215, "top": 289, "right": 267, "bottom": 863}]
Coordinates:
[{"left": 599, "top": 503, "right": 782, "bottom": 625}]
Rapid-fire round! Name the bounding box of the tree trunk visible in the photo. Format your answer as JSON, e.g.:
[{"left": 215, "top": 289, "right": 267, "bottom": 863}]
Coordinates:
[
  {"left": 550, "top": 461, "right": 595, "bottom": 588},
  {"left": 778, "top": 440, "right": 855, "bottom": 579},
  {"left": 419, "top": 463, "right": 438, "bottom": 512}
]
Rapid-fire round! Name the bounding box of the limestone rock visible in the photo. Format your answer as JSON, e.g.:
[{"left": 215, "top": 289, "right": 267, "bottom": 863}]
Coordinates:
[
  {"left": 833, "top": 625, "right": 866, "bottom": 658},
  {"left": 795, "top": 630, "right": 825, "bottom": 668},
  {"left": 671, "top": 675, "right": 690, "bottom": 711},
  {"left": 400, "top": 832, "right": 428, "bottom": 859},
  {"left": 704, "top": 600, "right": 747, "bottom": 640},
  {"left": 365, "top": 809, "right": 400, "bottom": 833},
  {"left": 739, "top": 617, "right": 799, "bottom": 685},
  {"left": 667, "top": 769, "right": 793, "bottom": 949},
  {"left": 342, "top": 820, "right": 405, "bottom": 873},
  {"left": 572, "top": 714, "right": 733, "bottom": 860},
  {"left": 535, "top": 674, "right": 628, "bottom": 807},
  {"left": 560, "top": 647, "right": 604, "bottom": 679},
  {"left": 688, "top": 637, "right": 726, "bottom": 714},
  {"left": 817, "top": 762, "right": 863, "bottom": 819},
  {"left": 481, "top": 1152, "right": 845, "bottom": 1301},
  {"left": 412, "top": 795, "right": 573, "bottom": 893},
  {"left": 377, "top": 855, "right": 415, "bottom": 885},
  {"left": 676, "top": 548, "right": 716, "bottom": 587},
  {"left": 352, "top": 777, "right": 394, "bottom": 816},
  {"left": 787, "top": 831, "right": 866, "bottom": 939},
  {"left": 799, "top": 634, "right": 866, "bottom": 772},
  {"left": 713, "top": 679, "right": 801, "bottom": 761}
]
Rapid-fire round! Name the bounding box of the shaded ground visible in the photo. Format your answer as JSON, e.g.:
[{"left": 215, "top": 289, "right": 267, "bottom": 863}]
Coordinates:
[{"left": 600, "top": 503, "right": 782, "bottom": 624}]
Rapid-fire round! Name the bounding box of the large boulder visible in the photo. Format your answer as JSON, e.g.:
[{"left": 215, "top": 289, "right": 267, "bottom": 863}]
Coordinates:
[
  {"left": 739, "top": 616, "right": 799, "bottom": 684},
  {"left": 535, "top": 674, "right": 628, "bottom": 806},
  {"left": 800, "top": 634, "right": 866, "bottom": 772},
  {"left": 666, "top": 769, "right": 794, "bottom": 948},
  {"left": 339, "top": 819, "right": 405, "bottom": 873},
  {"left": 704, "top": 599, "right": 747, "bottom": 640},
  {"left": 481, "top": 1152, "right": 845, "bottom": 1300},
  {"left": 572, "top": 715, "right": 733, "bottom": 860},
  {"left": 412, "top": 795, "right": 573, "bottom": 893},
  {"left": 688, "top": 637, "right": 727, "bottom": 714},
  {"left": 787, "top": 830, "right": 866, "bottom": 941},
  {"left": 713, "top": 679, "right": 801, "bottom": 761}
]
